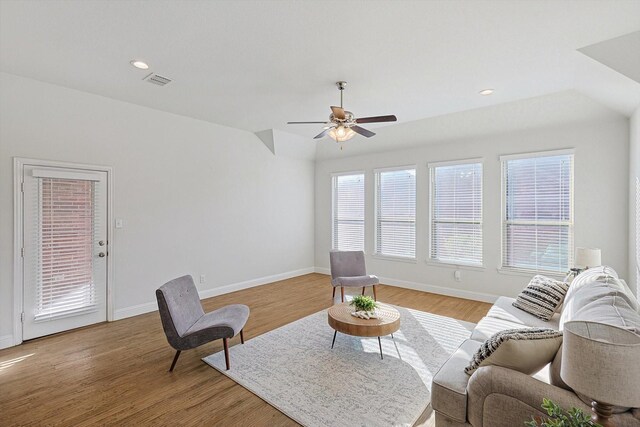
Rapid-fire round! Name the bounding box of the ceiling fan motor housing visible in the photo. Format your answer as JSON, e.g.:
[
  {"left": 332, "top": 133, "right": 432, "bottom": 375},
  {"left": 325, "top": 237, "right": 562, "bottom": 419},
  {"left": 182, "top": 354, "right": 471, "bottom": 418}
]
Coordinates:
[{"left": 330, "top": 111, "right": 355, "bottom": 124}]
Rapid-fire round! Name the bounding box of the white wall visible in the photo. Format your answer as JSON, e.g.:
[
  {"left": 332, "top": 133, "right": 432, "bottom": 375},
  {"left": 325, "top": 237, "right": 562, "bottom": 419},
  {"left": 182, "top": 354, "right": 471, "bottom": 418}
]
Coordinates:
[
  {"left": 315, "top": 117, "right": 630, "bottom": 301},
  {"left": 631, "top": 107, "right": 640, "bottom": 297},
  {"left": 0, "top": 72, "right": 315, "bottom": 345}
]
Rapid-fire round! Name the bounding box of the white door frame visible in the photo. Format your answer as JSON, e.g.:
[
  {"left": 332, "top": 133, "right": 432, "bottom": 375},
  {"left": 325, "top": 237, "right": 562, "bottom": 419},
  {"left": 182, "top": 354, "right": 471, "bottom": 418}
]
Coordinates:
[{"left": 13, "top": 157, "right": 115, "bottom": 346}]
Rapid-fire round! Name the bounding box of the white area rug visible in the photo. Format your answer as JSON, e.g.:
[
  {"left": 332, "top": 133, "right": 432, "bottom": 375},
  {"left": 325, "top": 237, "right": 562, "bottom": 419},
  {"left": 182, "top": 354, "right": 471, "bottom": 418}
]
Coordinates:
[{"left": 203, "top": 306, "right": 474, "bottom": 427}]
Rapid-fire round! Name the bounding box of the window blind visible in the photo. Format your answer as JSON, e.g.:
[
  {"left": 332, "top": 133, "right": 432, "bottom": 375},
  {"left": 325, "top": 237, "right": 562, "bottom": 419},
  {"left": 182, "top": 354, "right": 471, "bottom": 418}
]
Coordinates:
[
  {"left": 430, "top": 162, "right": 483, "bottom": 266},
  {"left": 502, "top": 153, "right": 573, "bottom": 273},
  {"left": 332, "top": 173, "right": 365, "bottom": 251},
  {"left": 375, "top": 168, "right": 416, "bottom": 258},
  {"left": 33, "top": 177, "right": 100, "bottom": 321}
]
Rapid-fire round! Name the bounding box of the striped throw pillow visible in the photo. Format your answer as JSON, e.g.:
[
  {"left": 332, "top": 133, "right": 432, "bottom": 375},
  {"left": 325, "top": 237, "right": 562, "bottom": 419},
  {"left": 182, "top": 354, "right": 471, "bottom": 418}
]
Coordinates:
[
  {"left": 512, "top": 275, "right": 569, "bottom": 321},
  {"left": 465, "top": 328, "right": 563, "bottom": 375}
]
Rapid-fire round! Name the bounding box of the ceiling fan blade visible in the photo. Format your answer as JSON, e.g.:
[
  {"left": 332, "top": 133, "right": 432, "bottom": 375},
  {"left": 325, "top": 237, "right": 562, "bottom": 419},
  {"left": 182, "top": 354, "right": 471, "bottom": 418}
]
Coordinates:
[
  {"left": 351, "top": 125, "right": 376, "bottom": 138},
  {"left": 313, "top": 128, "right": 331, "bottom": 139},
  {"left": 287, "top": 121, "right": 328, "bottom": 124},
  {"left": 355, "top": 115, "right": 397, "bottom": 124},
  {"left": 330, "top": 106, "right": 346, "bottom": 120}
]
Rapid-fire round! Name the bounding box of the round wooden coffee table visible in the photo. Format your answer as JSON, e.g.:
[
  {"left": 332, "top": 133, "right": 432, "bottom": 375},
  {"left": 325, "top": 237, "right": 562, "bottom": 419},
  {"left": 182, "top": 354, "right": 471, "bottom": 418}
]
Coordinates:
[{"left": 327, "top": 302, "right": 401, "bottom": 359}]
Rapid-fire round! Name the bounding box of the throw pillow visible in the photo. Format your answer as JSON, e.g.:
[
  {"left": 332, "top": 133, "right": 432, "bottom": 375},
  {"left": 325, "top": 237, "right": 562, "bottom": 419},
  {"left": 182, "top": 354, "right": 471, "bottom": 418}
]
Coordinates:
[
  {"left": 512, "top": 275, "right": 569, "bottom": 321},
  {"left": 465, "top": 328, "right": 563, "bottom": 375}
]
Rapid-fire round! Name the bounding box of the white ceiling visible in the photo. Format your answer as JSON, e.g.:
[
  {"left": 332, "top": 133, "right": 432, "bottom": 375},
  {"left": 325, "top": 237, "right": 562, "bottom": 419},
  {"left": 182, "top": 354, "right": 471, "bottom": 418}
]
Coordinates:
[
  {"left": 578, "top": 31, "right": 640, "bottom": 85},
  {"left": 1, "top": 0, "right": 639, "bottom": 141},
  {"left": 315, "top": 90, "right": 623, "bottom": 160}
]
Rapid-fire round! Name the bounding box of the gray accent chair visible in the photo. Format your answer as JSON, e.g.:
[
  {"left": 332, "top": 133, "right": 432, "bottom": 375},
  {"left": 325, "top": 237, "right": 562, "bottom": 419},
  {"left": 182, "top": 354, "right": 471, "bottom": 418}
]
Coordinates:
[
  {"left": 329, "top": 250, "right": 379, "bottom": 302},
  {"left": 155, "top": 275, "right": 250, "bottom": 371}
]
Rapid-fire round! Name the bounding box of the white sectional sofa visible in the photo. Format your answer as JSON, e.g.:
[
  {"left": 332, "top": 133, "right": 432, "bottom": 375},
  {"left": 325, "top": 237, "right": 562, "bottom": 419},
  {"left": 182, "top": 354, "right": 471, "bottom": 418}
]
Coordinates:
[{"left": 431, "top": 266, "right": 640, "bottom": 427}]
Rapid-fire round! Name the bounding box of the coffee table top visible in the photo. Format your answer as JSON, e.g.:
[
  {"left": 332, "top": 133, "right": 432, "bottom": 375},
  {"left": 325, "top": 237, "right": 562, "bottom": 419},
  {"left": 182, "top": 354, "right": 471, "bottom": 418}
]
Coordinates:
[{"left": 328, "top": 302, "right": 400, "bottom": 337}]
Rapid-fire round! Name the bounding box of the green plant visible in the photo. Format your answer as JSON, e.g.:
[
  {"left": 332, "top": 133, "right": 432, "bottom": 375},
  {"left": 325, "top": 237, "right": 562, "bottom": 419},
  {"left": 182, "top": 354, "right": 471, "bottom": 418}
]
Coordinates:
[
  {"left": 350, "top": 295, "right": 377, "bottom": 312},
  {"left": 525, "top": 398, "right": 601, "bottom": 427}
]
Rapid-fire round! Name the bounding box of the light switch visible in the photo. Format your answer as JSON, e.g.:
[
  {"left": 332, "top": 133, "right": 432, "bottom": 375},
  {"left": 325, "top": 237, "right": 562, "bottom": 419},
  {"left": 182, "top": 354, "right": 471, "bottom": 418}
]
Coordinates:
[{"left": 115, "top": 218, "right": 123, "bottom": 229}]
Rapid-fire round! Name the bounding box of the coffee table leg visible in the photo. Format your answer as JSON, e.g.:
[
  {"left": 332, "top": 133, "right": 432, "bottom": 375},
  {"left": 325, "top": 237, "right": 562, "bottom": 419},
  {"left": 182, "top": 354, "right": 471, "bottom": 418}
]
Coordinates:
[
  {"left": 331, "top": 330, "right": 337, "bottom": 349},
  {"left": 378, "top": 336, "right": 383, "bottom": 360}
]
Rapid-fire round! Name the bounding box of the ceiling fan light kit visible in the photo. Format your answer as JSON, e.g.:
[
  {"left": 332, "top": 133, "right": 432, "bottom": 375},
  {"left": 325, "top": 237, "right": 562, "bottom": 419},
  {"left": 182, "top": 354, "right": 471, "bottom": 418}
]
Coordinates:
[
  {"left": 287, "top": 81, "right": 397, "bottom": 145},
  {"left": 329, "top": 125, "right": 355, "bottom": 142}
]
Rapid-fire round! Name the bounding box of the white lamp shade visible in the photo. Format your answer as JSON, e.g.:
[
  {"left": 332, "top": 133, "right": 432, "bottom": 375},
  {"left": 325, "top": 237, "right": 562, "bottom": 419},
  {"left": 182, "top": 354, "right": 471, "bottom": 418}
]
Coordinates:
[
  {"left": 561, "top": 321, "right": 640, "bottom": 407},
  {"left": 328, "top": 126, "right": 355, "bottom": 142},
  {"left": 575, "top": 247, "right": 601, "bottom": 268}
]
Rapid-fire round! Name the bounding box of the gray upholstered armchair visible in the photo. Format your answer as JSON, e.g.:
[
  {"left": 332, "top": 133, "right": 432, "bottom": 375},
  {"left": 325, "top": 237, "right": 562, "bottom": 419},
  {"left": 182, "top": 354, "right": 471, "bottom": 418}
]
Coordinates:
[
  {"left": 155, "top": 275, "right": 250, "bottom": 371},
  {"left": 329, "top": 250, "right": 379, "bottom": 302}
]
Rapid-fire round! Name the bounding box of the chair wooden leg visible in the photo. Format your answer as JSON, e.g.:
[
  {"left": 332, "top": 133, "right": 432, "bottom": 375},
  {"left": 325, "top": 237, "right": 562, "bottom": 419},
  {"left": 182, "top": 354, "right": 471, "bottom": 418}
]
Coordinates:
[
  {"left": 372, "top": 285, "right": 377, "bottom": 301},
  {"left": 169, "top": 350, "right": 181, "bottom": 372},
  {"left": 332, "top": 287, "right": 336, "bottom": 299},
  {"left": 341, "top": 286, "right": 345, "bottom": 303},
  {"left": 240, "top": 329, "right": 245, "bottom": 344},
  {"left": 223, "top": 338, "right": 230, "bottom": 370},
  {"left": 362, "top": 287, "right": 365, "bottom": 296}
]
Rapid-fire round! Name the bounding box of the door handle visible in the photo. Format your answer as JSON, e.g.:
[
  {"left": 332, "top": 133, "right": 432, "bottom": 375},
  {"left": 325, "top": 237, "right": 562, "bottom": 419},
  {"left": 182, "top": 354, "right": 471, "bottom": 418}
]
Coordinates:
[{"left": 98, "top": 252, "right": 106, "bottom": 258}]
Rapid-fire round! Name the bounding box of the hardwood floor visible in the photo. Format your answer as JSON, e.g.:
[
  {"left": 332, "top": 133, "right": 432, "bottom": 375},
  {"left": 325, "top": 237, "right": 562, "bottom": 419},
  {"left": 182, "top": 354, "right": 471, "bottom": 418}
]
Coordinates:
[{"left": 0, "top": 273, "right": 490, "bottom": 426}]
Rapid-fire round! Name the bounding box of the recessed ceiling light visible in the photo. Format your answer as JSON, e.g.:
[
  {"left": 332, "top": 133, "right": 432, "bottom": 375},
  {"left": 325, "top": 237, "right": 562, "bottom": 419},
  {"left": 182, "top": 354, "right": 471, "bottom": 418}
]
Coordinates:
[
  {"left": 130, "top": 60, "right": 149, "bottom": 70},
  {"left": 479, "top": 88, "right": 494, "bottom": 96}
]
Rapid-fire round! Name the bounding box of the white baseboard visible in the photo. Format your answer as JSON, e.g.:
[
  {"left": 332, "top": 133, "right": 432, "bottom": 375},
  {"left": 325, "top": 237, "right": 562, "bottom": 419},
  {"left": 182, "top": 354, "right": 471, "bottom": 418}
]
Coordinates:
[
  {"left": 113, "top": 301, "right": 158, "bottom": 320},
  {"left": 314, "top": 267, "right": 498, "bottom": 303},
  {"left": 198, "top": 267, "right": 315, "bottom": 299},
  {"left": 0, "top": 334, "right": 15, "bottom": 350},
  {"left": 113, "top": 267, "right": 316, "bottom": 321}
]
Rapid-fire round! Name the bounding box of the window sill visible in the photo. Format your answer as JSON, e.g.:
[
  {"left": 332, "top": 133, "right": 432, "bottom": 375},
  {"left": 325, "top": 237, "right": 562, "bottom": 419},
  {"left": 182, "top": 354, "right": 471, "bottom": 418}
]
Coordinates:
[
  {"left": 371, "top": 254, "right": 417, "bottom": 264},
  {"left": 425, "top": 260, "right": 486, "bottom": 271},
  {"left": 496, "top": 267, "right": 567, "bottom": 280}
]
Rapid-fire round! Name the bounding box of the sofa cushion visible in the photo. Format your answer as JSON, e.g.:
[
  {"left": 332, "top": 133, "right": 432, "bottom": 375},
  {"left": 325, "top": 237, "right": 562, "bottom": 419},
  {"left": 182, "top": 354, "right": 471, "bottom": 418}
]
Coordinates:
[
  {"left": 432, "top": 339, "right": 482, "bottom": 423},
  {"left": 465, "top": 328, "right": 563, "bottom": 375},
  {"left": 470, "top": 316, "right": 526, "bottom": 342},
  {"left": 487, "top": 296, "right": 561, "bottom": 329},
  {"left": 512, "top": 275, "right": 570, "bottom": 321},
  {"left": 562, "top": 266, "right": 620, "bottom": 310},
  {"left": 560, "top": 272, "right": 640, "bottom": 333}
]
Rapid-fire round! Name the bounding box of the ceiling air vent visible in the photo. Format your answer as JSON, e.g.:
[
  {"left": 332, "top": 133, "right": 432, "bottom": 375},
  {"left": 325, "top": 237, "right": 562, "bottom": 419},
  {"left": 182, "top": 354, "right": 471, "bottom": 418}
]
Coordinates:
[{"left": 143, "top": 73, "right": 172, "bottom": 86}]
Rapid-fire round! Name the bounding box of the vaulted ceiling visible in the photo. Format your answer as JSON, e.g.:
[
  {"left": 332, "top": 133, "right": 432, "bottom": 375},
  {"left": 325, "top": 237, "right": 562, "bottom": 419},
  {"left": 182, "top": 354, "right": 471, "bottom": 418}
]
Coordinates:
[{"left": 1, "top": 0, "right": 639, "bottom": 145}]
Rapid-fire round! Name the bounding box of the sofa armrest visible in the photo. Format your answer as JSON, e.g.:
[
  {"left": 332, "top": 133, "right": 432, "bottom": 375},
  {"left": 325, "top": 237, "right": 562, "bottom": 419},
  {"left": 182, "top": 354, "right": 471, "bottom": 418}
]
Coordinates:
[{"left": 466, "top": 366, "right": 589, "bottom": 427}]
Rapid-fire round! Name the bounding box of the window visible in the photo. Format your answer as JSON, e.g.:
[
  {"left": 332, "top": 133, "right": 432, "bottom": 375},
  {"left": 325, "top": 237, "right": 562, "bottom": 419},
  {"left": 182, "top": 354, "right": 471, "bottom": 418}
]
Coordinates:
[
  {"left": 36, "top": 178, "right": 98, "bottom": 319},
  {"left": 501, "top": 151, "right": 574, "bottom": 273},
  {"left": 429, "top": 160, "right": 483, "bottom": 266},
  {"left": 375, "top": 167, "right": 416, "bottom": 259},
  {"left": 332, "top": 173, "right": 365, "bottom": 251}
]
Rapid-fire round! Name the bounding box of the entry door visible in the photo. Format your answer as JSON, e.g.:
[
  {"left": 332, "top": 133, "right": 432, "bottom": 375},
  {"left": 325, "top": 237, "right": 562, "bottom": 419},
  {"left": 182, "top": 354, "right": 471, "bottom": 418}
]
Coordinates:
[{"left": 22, "top": 165, "right": 108, "bottom": 340}]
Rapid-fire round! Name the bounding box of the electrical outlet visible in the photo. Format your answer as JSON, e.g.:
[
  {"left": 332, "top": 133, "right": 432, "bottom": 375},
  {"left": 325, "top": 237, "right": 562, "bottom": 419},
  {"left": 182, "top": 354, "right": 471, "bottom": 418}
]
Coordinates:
[
  {"left": 454, "top": 270, "right": 462, "bottom": 282},
  {"left": 200, "top": 274, "right": 206, "bottom": 284}
]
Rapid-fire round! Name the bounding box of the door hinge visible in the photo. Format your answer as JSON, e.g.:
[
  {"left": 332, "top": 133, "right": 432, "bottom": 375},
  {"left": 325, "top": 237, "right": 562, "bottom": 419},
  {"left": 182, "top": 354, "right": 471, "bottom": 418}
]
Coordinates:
[
  {"left": 20, "top": 182, "right": 24, "bottom": 193},
  {"left": 20, "top": 312, "right": 25, "bottom": 323},
  {"left": 21, "top": 247, "right": 24, "bottom": 257}
]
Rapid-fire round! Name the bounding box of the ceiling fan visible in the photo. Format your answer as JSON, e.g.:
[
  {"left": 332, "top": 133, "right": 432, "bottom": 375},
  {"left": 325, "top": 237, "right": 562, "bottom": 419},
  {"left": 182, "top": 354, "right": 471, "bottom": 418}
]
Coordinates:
[{"left": 287, "top": 81, "right": 397, "bottom": 142}]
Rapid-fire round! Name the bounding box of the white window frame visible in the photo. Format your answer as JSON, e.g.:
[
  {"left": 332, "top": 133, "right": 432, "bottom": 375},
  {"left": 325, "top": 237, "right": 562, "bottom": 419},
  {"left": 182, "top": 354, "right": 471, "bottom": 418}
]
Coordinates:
[
  {"left": 13, "top": 157, "right": 114, "bottom": 347},
  {"left": 428, "top": 158, "right": 484, "bottom": 268},
  {"left": 373, "top": 165, "right": 417, "bottom": 262},
  {"left": 499, "top": 149, "right": 574, "bottom": 276},
  {"left": 331, "top": 171, "right": 365, "bottom": 252}
]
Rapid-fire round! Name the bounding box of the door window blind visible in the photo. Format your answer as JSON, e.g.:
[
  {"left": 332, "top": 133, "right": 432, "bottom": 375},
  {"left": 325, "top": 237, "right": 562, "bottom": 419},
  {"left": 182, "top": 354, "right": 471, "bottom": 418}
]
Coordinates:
[
  {"left": 33, "top": 177, "right": 99, "bottom": 320},
  {"left": 375, "top": 168, "right": 416, "bottom": 259},
  {"left": 502, "top": 152, "right": 574, "bottom": 273},
  {"left": 430, "top": 162, "right": 483, "bottom": 266},
  {"left": 332, "top": 173, "right": 365, "bottom": 251}
]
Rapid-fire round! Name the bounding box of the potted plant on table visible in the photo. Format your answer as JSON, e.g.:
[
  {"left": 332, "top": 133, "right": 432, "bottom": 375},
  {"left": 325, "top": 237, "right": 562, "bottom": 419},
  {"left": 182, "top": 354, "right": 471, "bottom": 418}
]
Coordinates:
[
  {"left": 525, "top": 398, "right": 602, "bottom": 427},
  {"left": 349, "top": 295, "right": 378, "bottom": 319}
]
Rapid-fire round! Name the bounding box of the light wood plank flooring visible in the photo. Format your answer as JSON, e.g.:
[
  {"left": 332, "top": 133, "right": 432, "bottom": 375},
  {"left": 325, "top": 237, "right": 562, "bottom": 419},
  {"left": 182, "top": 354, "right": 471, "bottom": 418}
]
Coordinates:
[{"left": 0, "top": 273, "right": 490, "bottom": 426}]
